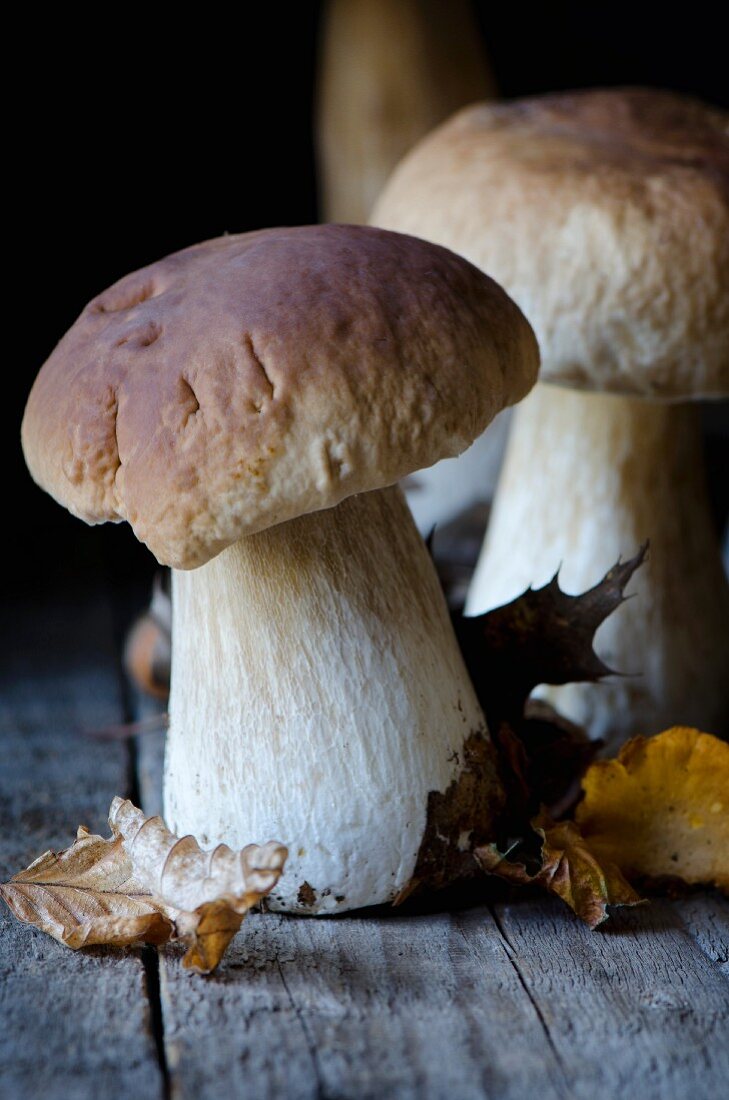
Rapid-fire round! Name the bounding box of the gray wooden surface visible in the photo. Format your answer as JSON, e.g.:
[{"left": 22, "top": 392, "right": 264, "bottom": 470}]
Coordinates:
[
  {"left": 2, "top": 588, "right": 728, "bottom": 1100},
  {"left": 0, "top": 587, "right": 163, "bottom": 1100}
]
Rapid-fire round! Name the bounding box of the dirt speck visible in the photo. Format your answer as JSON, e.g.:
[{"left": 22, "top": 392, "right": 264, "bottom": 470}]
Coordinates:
[{"left": 297, "top": 881, "right": 317, "bottom": 907}]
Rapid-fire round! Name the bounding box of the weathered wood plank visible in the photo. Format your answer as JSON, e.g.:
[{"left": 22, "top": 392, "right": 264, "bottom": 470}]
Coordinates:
[
  {"left": 158, "top": 904, "right": 571, "bottom": 1100},
  {"left": 672, "top": 892, "right": 729, "bottom": 975},
  {"left": 155, "top": 893, "right": 728, "bottom": 1100},
  {"left": 132, "top": 691, "right": 166, "bottom": 821},
  {"left": 491, "top": 895, "right": 729, "bottom": 1100},
  {"left": 0, "top": 587, "right": 164, "bottom": 1100}
]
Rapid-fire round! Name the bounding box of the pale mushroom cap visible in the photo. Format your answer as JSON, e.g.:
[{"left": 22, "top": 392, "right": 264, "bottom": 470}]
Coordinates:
[
  {"left": 22, "top": 225, "right": 538, "bottom": 568},
  {"left": 373, "top": 87, "right": 729, "bottom": 400}
]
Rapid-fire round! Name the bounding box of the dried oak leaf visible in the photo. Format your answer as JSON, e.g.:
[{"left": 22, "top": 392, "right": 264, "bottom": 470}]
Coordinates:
[
  {"left": 0, "top": 798, "right": 287, "bottom": 974},
  {"left": 109, "top": 798, "right": 288, "bottom": 972},
  {"left": 576, "top": 727, "right": 729, "bottom": 892},
  {"left": 0, "top": 825, "right": 172, "bottom": 949},
  {"left": 475, "top": 809, "right": 644, "bottom": 928}
]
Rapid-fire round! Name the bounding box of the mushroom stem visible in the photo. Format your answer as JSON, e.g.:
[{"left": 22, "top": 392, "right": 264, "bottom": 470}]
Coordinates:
[
  {"left": 165, "top": 486, "right": 500, "bottom": 914},
  {"left": 465, "top": 384, "right": 729, "bottom": 750},
  {"left": 317, "top": 0, "right": 495, "bottom": 224}
]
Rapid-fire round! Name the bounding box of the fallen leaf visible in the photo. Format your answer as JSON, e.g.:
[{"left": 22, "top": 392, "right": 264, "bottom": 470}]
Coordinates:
[
  {"left": 109, "top": 798, "right": 288, "bottom": 971},
  {"left": 123, "top": 571, "right": 172, "bottom": 700},
  {"left": 475, "top": 809, "right": 644, "bottom": 928},
  {"left": 0, "top": 800, "right": 288, "bottom": 974},
  {"left": 576, "top": 727, "right": 729, "bottom": 892},
  {"left": 0, "top": 826, "right": 172, "bottom": 950}
]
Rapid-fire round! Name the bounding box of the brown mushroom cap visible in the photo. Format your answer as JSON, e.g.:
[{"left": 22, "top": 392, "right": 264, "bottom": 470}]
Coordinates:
[
  {"left": 22, "top": 224, "right": 537, "bottom": 568},
  {"left": 372, "top": 88, "right": 729, "bottom": 400}
]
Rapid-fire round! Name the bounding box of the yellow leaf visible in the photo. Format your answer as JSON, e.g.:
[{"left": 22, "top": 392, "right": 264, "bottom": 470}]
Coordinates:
[{"left": 576, "top": 727, "right": 729, "bottom": 892}]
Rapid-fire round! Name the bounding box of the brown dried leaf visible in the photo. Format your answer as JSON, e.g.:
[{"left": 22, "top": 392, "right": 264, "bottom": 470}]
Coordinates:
[
  {"left": 576, "top": 727, "right": 729, "bottom": 892},
  {"left": 108, "top": 798, "right": 288, "bottom": 972},
  {"left": 0, "top": 826, "right": 172, "bottom": 950},
  {"left": 475, "top": 809, "right": 644, "bottom": 928},
  {"left": 0, "top": 800, "right": 288, "bottom": 974}
]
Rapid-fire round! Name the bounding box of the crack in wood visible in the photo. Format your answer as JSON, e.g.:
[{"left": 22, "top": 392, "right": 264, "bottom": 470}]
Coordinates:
[
  {"left": 143, "top": 947, "right": 172, "bottom": 1100},
  {"left": 110, "top": 581, "right": 171, "bottom": 1100},
  {"left": 489, "top": 904, "right": 571, "bottom": 1086},
  {"left": 275, "top": 957, "right": 326, "bottom": 1096}
]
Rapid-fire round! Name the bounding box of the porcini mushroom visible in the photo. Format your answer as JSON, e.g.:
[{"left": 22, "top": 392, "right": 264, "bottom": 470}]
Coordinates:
[
  {"left": 373, "top": 88, "right": 729, "bottom": 749},
  {"left": 22, "top": 224, "right": 538, "bottom": 911}
]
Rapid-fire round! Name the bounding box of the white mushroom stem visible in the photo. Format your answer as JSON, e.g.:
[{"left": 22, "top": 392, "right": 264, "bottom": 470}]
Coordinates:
[
  {"left": 465, "top": 384, "right": 729, "bottom": 752},
  {"left": 165, "top": 486, "right": 498, "bottom": 914}
]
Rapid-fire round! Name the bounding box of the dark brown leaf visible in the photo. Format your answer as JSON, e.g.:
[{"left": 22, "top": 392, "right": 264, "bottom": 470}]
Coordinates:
[
  {"left": 458, "top": 544, "right": 648, "bottom": 727},
  {"left": 455, "top": 546, "right": 647, "bottom": 824}
]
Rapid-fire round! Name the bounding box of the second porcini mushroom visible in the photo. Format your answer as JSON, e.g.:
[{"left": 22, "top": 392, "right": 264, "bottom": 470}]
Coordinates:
[
  {"left": 373, "top": 88, "right": 729, "bottom": 749},
  {"left": 22, "top": 225, "right": 538, "bottom": 912}
]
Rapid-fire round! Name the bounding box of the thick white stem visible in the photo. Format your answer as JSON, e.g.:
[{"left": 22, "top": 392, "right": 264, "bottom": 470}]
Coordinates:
[
  {"left": 466, "top": 384, "right": 729, "bottom": 751},
  {"left": 166, "top": 486, "right": 497, "bottom": 914}
]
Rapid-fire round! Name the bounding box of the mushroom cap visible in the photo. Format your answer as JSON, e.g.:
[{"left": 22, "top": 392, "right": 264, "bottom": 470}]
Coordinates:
[
  {"left": 22, "top": 224, "right": 537, "bottom": 568},
  {"left": 372, "top": 87, "right": 729, "bottom": 400}
]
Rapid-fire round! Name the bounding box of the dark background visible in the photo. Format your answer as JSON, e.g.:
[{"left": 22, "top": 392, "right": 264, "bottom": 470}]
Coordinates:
[{"left": 8, "top": 1, "right": 728, "bottom": 600}]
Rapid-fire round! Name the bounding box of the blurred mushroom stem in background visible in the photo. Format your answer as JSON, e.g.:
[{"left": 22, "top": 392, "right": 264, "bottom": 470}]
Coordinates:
[{"left": 316, "top": 0, "right": 495, "bottom": 225}]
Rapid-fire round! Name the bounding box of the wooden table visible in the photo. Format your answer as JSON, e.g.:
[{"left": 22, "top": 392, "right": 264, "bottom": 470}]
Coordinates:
[{"left": 2, "top": 579, "right": 728, "bottom": 1100}]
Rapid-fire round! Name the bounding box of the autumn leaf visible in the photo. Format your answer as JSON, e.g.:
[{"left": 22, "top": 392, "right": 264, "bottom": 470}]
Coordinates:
[
  {"left": 576, "top": 727, "right": 729, "bottom": 893},
  {"left": 520, "top": 700, "right": 601, "bottom": 817},
  {"left": 109, "top": 798, "right": 288, "bottom": 972},
  {"left": 0, "top": 826, "right": 172, "bottom": 950},
  {"left": 475, "top": 809, "right": 644, "bottom": 928},
  {"left": 0, "top": 799, "right": 288, "bottom": 974},
  {"left": 123, "top": 571, "right": 172, "bottom": 701}
]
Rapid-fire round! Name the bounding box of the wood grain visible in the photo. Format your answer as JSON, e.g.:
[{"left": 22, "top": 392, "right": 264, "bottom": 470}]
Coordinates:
[
  {"left": 0, "top": 586, "right": 163, "bottom": 1100},
  {"left": 490, "top": 894, "right": 729, "bottom": 1100},
  {"left": 132, "top": 630, "right": 729, "bottom": 1100},
  {"left": 154, "top": 893, "right": 728, "bottom": 1100}
]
